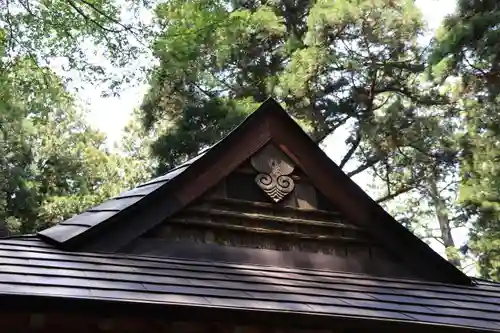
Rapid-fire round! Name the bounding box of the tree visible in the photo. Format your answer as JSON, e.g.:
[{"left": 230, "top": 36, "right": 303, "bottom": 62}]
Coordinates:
[
  {"left": 0, "top": 0, "right": 152, "bottom": 92},
  {"left": 0, "top": 1, "right": 159, "bottom": 234},
  {"left": 0, "top": 55, "right": 152, "bottom": 235},
  {"left": 457, "top": 99, "right": 500, "bottom": 279},
  {"left": 366, "top": 99, "right": 466, "bottom": 267},
  {"left": 429, "top": 0, "right": 500, "bottom": 279},
  {"left": 114, "top": 107, "right": 159, "bottom": 180},
  {"left": 142, "top": 0, "right": 443, "bottom": 183},
  {"left": 429, "top": 0, "right": 500, "bottom": 98}
]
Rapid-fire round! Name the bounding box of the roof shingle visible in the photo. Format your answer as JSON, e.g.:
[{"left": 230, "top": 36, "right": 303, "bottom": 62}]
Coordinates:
[
  {"left": 0, "top": 237, "right": 499, "bottom": 332},
  {"left": 37, "top": 156, "right": 199, "bottom": 246}
]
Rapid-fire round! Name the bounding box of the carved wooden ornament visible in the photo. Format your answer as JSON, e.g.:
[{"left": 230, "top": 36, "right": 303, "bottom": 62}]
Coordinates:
[{"left": 250, "top": 144, "right": 295, "bottom": 202}]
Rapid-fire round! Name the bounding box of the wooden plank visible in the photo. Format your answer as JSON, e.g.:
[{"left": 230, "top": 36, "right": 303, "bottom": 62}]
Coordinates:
[
  {"left": 82, "top": 195, "right": 183, "bottom": 252},
  {"left": 294, "top": 182, "right": 317, "bottom": 210},
  {"left": 0, "top": 248, "right": 488, "bottom": 309},
  {"left": 305, "top": 302, "right": 416, "bottom": 321},
  {"left": 198, "top": 197, "right": 343, "bottom": 221},
  {"left": 180, "top": 207, "right": 362, "bottom": 230},
  {"left": 0, "top": 309, "right": 492, "bottom": 333},
  {"left": 164, "top": 218, "right": 371, "bottom": 244},
  {"left": 0, "top": 238, "right": 54, "bottom": 249},
  {"left": 405, "top": 313, "right": 500, "bottom": 331}
]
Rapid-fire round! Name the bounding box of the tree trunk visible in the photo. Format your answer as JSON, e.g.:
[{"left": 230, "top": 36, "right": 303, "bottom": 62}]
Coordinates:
[
  {"left": 0, "top": 221, "right": 10, "bottom": 238},
  {"left": 428, "top": 176, "right": 461, "bottom": 268}
]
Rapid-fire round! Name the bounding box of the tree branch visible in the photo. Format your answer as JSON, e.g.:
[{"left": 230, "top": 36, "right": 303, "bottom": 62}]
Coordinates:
[
  {"left": 463, "top": 53, "right": 489, "bottom": 76},
  {"left": 374, "top": 85, "right": 448, "bottom": 106},
  {"left": 4, "top": 0, "right": 15, "bottom": 53},
  {"left": 339, "top": 130, "right": 361, "bottom": 169},
  {"left": 67, "top": 0, "right": 123, "bottom": 34},
  {"left": 15, "top": 0, "right": 35, "bottom": 17},
  {"left": 76, "top": 0, "right": 135, "bottom": 33},
  {"left": 420, "top": 236, "right": 445, "bottom": 246},
  {"left": 346, "top": 156, "right": 380, "bottom": 177},
  {"left": 375, "top": 184, "right": 416, "bottom": 203}
]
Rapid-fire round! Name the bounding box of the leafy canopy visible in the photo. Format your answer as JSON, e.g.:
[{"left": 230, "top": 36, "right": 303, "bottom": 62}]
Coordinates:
[{"left": 142, "top": 0, "right": 442, "bottom": 179}]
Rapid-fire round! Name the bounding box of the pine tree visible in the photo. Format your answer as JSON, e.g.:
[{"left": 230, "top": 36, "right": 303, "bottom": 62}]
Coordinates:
[
  {"left": 141, "top": 0, "right": 439, "bottom": 180},
  {"left": 430, "top": 0, "right": 500, "bottom": 279}
]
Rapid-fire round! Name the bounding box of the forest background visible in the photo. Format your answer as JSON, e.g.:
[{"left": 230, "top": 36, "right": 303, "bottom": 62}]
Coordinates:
[{"left": 1, "top": 0, "right": 500, "bottom": 280}]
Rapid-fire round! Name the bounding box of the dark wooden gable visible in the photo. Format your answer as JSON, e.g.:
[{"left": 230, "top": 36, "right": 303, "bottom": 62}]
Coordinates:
[
  {"left": 38, "top": 98, "right": 471, "bottom": 285},
  {"left": 120, "top": 145, "right": 419, "bottom": 279}
]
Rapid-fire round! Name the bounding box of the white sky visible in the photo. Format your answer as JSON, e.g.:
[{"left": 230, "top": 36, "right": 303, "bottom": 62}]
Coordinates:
[{"left": 78, "top": 0, "right": 469, "bottom": 267}]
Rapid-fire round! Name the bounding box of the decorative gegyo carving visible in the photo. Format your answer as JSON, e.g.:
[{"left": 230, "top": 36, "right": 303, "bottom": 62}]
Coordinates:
[{"left": 250, "top": 144, "right": 295, "bottom": 202}]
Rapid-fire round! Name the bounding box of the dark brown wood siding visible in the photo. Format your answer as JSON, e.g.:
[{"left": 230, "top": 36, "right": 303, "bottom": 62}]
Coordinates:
[{"left": 119, "top": 160, "right": 420, "bottom": 279}]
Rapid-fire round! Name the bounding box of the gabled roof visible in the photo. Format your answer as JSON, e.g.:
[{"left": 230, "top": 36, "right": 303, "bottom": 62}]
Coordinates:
[
  {"left": 38, "top": 153, "right": 203, "bottom": 244},
  {"left": 39, "top": 98, "right": 470, "bottom": 285},
  {"left": 0, "top": 237, "right": 499, "bottom": 332}
]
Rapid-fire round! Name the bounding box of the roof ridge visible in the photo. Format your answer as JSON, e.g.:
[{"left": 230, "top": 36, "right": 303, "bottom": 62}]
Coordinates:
[{"left": 473, "top": 277, "right": 500, "bottom": 285}]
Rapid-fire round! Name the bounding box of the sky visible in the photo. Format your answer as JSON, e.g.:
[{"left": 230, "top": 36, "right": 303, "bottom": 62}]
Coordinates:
[{"left": 78, "top": 0, "right": 470, "bottom": 268}]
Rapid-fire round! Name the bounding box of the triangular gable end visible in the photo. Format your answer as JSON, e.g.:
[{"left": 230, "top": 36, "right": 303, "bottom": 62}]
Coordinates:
[
  {"left": 38, "top": 98, "right": 471, "bottom": 285},
  {"left": 120, "top": 147, "right": 424, "bottom": 281}
]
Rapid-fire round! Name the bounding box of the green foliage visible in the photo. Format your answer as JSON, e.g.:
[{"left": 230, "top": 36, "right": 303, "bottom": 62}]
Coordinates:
[
  {"left": 457, "top": 96, "right": 500, "bottom": 280},
  {"left": 0, "top": 0, "right": 158, "bottom": 234},
  {"left": 430, "top": 1, "right": 500, "bottom": 279},
  {"left": 149, "top": 98, "right": 255, "bottom": 174},
  {"left": 363, "top": 79, "right": 469, "bottom": 267},
  {"left": 0, "top": 58, "right": 152, "bottom": 234},
  {"left": 429, "top": 0, "right": 500, "bottom": 96},
  {"left": 0, "top": 0, "right": 153, "bottom": 91},
  {"left": 143, "top": 0, "right": 439, "bottom": 174}
]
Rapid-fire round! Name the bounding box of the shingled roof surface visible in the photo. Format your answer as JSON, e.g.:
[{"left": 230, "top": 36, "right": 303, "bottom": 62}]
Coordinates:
[
  {"left": 38, "top": 150, "right": 207, "bottom": 245},
  {"left": 0, "top": 237, "right": 499, "bottom": 332}
]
